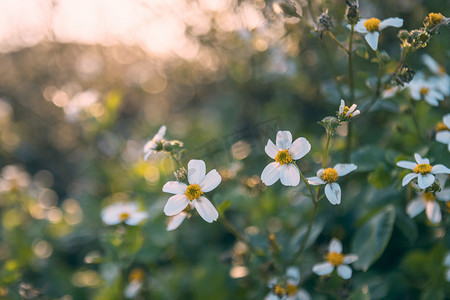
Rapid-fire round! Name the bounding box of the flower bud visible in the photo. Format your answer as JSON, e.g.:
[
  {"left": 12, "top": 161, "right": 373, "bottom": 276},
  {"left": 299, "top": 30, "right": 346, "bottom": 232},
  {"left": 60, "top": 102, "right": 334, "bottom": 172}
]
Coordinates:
[
  {"left": 317, "top": 10, "right": 333, "bottom": 38},
  {"left": 345, "top": 0, "right": 360, "bottom": 25},
  {"left": 174, "top": 167, "right": 188, "bottom": 182},
  {"left": 425, "top": 179, "right": 441, "bottom": 194}
]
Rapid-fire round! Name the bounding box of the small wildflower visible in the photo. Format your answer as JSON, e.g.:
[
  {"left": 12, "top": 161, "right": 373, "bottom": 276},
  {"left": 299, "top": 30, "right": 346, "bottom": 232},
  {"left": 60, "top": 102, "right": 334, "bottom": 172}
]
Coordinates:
[
  {"left": 406, "top": 189, "right": 449, "bottom": 224},
  {"left": 307, "top": 164, "right": 357, "bottom": 205},
  {"left": 312, "top": 238, "right": 358, "bottom": 279},
  {"left": 422, "top": 54, "right": 450, "bottom": 96},
  {"left": 424, "top": 12, "right": 446, "bottom": 30},
  {"left": 163, "top": 159, "right": 221, "bottom": 223},
  {"left": 354, "top": 17, "right": 403, "bottom": 50},
  {"left": 397, "top": 153, "right": 450, "bottom": 189},
  {"left": 445, "top": 252, "right": 450, "bottom": 282},
  {"left": 143, "top": 125, "right": 166, "bottom": 160},
  {"left": 436, "top": 114, "right": 450, "bottom": 152},
  {"left": 261, "top": 131, "right": 311, "bottom": 187},
  {"left": 166, "top": 203, "right": 193, "bottom": 231},
  {"left": 338, "top": 99, "right": 360, "bottom": 121},
  {"left": 266, "top": 267, "right": 310, "bottom": 300},
  {"left": 408, "top": 73, "right": 444, "bottom": 106},
  {"left": 101, "top": 202, "right": 149, "bottom": 226},
  {"left": 124, "top": 269, "right": 145, "bottom": 299}
]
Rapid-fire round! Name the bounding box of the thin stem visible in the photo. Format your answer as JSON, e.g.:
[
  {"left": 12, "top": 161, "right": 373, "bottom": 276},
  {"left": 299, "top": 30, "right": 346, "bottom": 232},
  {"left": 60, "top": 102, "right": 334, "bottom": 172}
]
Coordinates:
[
  {"left": 322, "top": 133, "right": 332, "bottom": 169},
  {"left": 290, "top": 201, "right": 318, "bottom": 264},
  {"left": 307, "top": 0, "right": 316, "bottom": 24},
  {"left": 294, "top": 162, "right": 316, "bottom": 203},
  {"left": 327, "top": 31, "right": 350, "bottom": 55},
  {"left": 219, "top": 215, "right": 260, "bottom": 256},
  {"left": 348, "top": 24, "right": 355, "bottom": 102},
  {"left": 408, "top": 97, "right": 425, "bottom": 141}
]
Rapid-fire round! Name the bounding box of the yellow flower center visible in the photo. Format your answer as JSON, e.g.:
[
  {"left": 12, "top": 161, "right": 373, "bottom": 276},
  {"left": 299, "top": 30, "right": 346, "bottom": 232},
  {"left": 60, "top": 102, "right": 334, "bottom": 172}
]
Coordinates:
[
  {"left": 129, "top": 269, "right": 145, "bottom": 282},
  {"left": 342, "top": 106, "right": 354, "bottom": 117},
  {"left": 185, "top": 184, "right": 203, "bottom": 201},
  {"left": 439, "top": 65, "right": 446, "bottom": 75},
  {"left": 420, "top": 87, "right": 430, "bottom": 96},
  {"left": 119, "top": 212, "right": 130, "bottom": 222},
  {"left": 321, "top": 168, "right": 339, "bottom": 183},
  {"left": 446, "top": 201, "right": 450, "bottom": 213},
  {"left": 286, "top": 283, "right": 298, "bottom": 296},
  {"left": 364, "top": 18, "right": 381, "bottom": 32},
  {"left": 436, "top": 122, "right": 449, "bottom": 132},
  {"left": 327, "top": 251, "right": 344, "bottom": 266},
  {"left": 275, "top": 149, "right": 293, "bottom": 165},
  {"left": 427, "top": 12, "right": 445, "bottom": 26},
  {"left": 274, "top": 285, "right": 286, "bottom": 297},
  {"left": 422, "top": 191, "right": 435, "bottom": 202},
  {"left": 413, "top": 163, "right": 432, "bottom": 174}
]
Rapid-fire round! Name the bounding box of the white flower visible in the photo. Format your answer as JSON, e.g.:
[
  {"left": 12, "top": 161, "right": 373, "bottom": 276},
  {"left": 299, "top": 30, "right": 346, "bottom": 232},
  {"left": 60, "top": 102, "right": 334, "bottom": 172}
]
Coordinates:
[
  {"left": 101, "top": 202, "right": 149, "bottom": 226},
  {"left": 406, "top": 189, "right": 449, "bottom": 224},
  {"left": 354, "top": 17, "right": 403, "bottom": 50},
  {"left": 162, "top": 159, "right": 221, "bottom": 223},
  {"left": 261, "top": 131, "right": 311, "bottom": 187},
  {"left": 307, "top": 163, "right": 357, "bottom": 205},
  {"left": 422, "top": 54, "right": 450, "bottom": 96},
  {"left": 408, "top": 74, "right": 444, "bottom": 106},
  {"left": 143, "top": 125, "right": 166, "bottom": 160},
  {"left": 444, "top": 252, "right": 450, "bottom": 282},
  {"left": 396, "top": 153, "right": 450, "bottom": 189},
  {"left": 166, "top": 203, "right": 193, "bottom": 231},
  {"left": 124, "top": 269, "right": 145, "bottom": 299},
  {"left": 436, "top": 114, "right": 450, "bottom": 152},
  {"left": 265, "top": 267, "right": 310, "bottom": 300},
  {"left": 338, "top": 99, "right": 360, "bottom": 120},
  {"left": 312, "top": 238, "right": 358, "bottom": 280}
]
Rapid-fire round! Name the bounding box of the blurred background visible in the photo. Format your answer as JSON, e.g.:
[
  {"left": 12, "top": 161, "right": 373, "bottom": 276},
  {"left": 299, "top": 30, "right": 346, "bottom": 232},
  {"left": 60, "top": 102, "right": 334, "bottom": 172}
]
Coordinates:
[{"left": 0, "top": 0, "right": 449, "bottom": 299}]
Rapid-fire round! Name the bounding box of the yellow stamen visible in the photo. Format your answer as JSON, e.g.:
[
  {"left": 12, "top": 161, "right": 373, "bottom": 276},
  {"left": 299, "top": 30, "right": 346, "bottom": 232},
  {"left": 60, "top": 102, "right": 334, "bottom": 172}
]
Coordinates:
[
  {"left": 426, "top": 12, "right": 445, "bottom": 26},
  {"left": 275, "top": 149, "right": 293, "bottom": 165},
  {"left": 129, "top": 269, "right": 145, "bottom": 282},
  {"left": 446, "top": 201, "right": 450, "bottom": 213},
  {"left": 422, "top": 191, "right": 435, "bottom": 202},
  {"left": 342, "top": 106, "right": 354, "bottom": 117},
  {"left": 413, "top": 163, "right": 432, "bottom": 174},
  {"left": 274, "top": 285, "right": 286, "bottom": 297},
  {"left": 185, "top": 184, "right": 203, "bottom": 201},
  {"left": 286, "top": 283, "right": 298, "bottom": 296},
  {"left": 436, "top": 122, "right": 449, "bottom": 132},
  {"left": 420, "top": 87, "right": 430, "bottom": 96},
  {"left": 364, "top": 18, "right": 381, "bottom": 32},
  {"left": 327, "top": 251, "right": 344, "bottom": 266},
  {"left": 321, "top": 168, "right": 339, "bottom": 183},
  {"left": 119, "top": 212, "right": 130, "bottom": 222}
]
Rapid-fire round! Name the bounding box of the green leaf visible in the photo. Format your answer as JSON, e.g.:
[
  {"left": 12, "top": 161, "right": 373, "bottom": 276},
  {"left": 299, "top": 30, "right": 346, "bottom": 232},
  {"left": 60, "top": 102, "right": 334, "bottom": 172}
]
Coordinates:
[
  {"left": 351, "top": 205, "right": 396, "bottom": 271},
  {"left": 368, "top": 165, "right": 391, "bottom": 189},
  {"left": 348, "top": 287, "right": 371, "bottom": 300},
  {"left": 351, "top": 146, "right": 385, "bottom": 172},
  {"left": 217, "top": 200, "right": 231, "bottom": 215},
  {"left": 394, "top": 207, "right": 418, "bottom": 244},
  {"left": 289, "top": 219, "right": 325, "bottom": 253}
]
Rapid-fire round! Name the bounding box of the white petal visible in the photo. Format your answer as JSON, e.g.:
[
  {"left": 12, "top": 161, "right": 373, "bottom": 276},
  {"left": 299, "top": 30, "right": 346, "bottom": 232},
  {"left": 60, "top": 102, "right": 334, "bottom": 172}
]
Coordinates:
[
  {"left": 329, "top": 238, "right": 342, "bottom": 253},
  {"left": 334, "top": 163, "right": 357, "bottom": 177},
  {"left": 339, "top": 99, "right": 345, "bottom": 114},
  {"left": 446, "top": 269, "right": 450, "bottom": 282},
  {"left": 436, "top": 188, "right": 450, "bottom": 202},
  {"left": 414, "top": 153, "right": 429, "bottom": 164},
  {"left": 163, "top": 194, "right": 190, "bottom": 216},
  {"left": 444, "top": 114, "right": 450, "bottom": 128},
  {"left": 194, "top": 196, "right": 219, "bottom": 223},
  {"left": 156, "top": 125, "right": 167, "bottom": 138},
  {"left": 307, "top": 176, "right": 325, "bottom": 185},
  {"left": 188, "top": 159, "right": 206, "bottom": 184},
  {"left": 432, "top": 164, "right": 450, "bottom": 174},
  {"left": 424, "top": 94, "right": 439, "bottom": 106},
  {"left": 286, "top": 267, "right": 300, "bottom": 285},
  {"left": 265, "top": 293, "right": 279, "bottom": 300},
  {"left": 396, "top": 161, "right": 416, "bottom": 170},
  {"left": 352, "top": 110, "right": 360, "bottom": 117},
  {"left": 312, "top": 262, "right": 334, "bottom": 276},
  {"left": 124, "top": 281, "right": 142, "bottom": 299},
  {"left": 276, "top": 131, "right": 292, "bottom": 149},
  {"left": 422, "top": 54, "right": 441, "bottom": 75},
  {"left": 379, "top": 17, "right": 403, "bottom": 30},
  {"left": 162, "top": 181, "right": 187, "bottom": 194},
  {"left": 143, "top": 149, "right": 155, "bottom": 161},
  {"left": 406, "top": 198, "right": 426, "bottom": 218},
  {"left": 402, "top": 173, "right": 418, "bottom": 186},
  {"left": 289, "top": 138, "right": 311, "bottom": 160},
  {"left": 365, "top": 32, "right": 379, "bottom": 50},
  {"left": 343, "top": 254, "right": 358, "bottom": 264},
  {"left": 200, "top": 169, "right": 221, "bottom": 192},
  {"left": 280, "top": 164, "right": 300, "bottom": 186},
  {"left": 295, "top": 289, "right": 311, "bottom": 300},
  {"left": 354, "top": 19, "right": 368, "bottom": 33},
  {"left": 325, "top": 183, "right": 341, "bottom": 205},
  {"left": 101, "top": 210, "right": 121, "bottom": 225},
  {"left": 265, "top": 139, "right": 279, "bottom": 159},
  {"left": 167, "top": 212, "right": 187, "bottom": 231},
  {"left": 418, "top": 174, "right": 435, "bottom": 189},
  {"left": 425, "top": 201, "right": 441, "bottom": 224},
  {"left": 444, "top": 253, "right": 450, "bottom": 266},
  {"left": 337, "top": 265, "right": 352, "bottom": 280},
  {"left": 261, "top": 162, "right": 282, "bottom": 186},
  {"left": 436, "top": 131, "right": 450, "bottom": 144},
  {"left": 126, "top": 212, "right": 149, "bottom": 225},
  {"left": 346, "top": 104, "right": 357, "bottom": 116}
]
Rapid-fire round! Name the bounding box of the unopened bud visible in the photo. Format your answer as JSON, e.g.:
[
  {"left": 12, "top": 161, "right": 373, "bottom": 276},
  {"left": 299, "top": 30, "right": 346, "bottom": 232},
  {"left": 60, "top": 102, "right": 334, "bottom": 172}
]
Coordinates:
[
  {"left": 425, "top": 179, "right": 441, "bottom": 194},
  {"left": 345, "top": 0, "right": 360, "bottom": 25},
  {"left": 174, "top": 167, "right": 188, "bottom": 182},
  {"left": 317, "top": 10, "right": 333, "bottom": 38}
]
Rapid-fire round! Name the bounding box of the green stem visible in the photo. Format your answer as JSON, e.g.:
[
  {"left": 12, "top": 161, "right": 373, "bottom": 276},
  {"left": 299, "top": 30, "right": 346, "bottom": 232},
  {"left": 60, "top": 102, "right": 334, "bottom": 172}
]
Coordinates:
[
  {"left": 322, "top": 133, "right": 332, "bottom": 169},
  {"left": 219, "top": 215, "right": 260, "bottom": 256},
  {"left": 327, "top": 32, "right": 350, "bottom": 54},
  {"left": 408, "top": 97, "right": 424, "bottom": 141},
  {"left": 290, "top": 201, "right": 318, "bottom": 264},
  {"left": 294, "top": 162, "right": 316, "bottom": 203},
  {"left": 307, "top": 0, "right": 316, "bottom": 23},
  {"left": 348, "top": 24, "right": 355, "bottom": 102}
]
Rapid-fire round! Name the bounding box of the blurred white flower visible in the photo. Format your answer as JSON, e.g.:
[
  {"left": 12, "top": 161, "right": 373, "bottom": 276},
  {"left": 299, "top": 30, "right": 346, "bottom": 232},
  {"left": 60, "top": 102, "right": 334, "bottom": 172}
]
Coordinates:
[
  {"left": 445, "top": 252, "right": 450, "bottom": 282},
  {"left": 406, "top": 189, "right": 449, "bottom": 224},
  {"left": 265, "top": 267, "right": 310, "bottom": 300},
  {"left": 397, "top": 153, "right": 450, "bottom": 189},
  {"left": 143, "top": 125, "right": 166, "bottom": 161},
  {"left": 166, "top": 203, "right": 194, "bottom": 231},
  {"left": 408, "top": 73, "right": 444, "bottom": 106},
  {"left": 436, "top": 114, "right": 450, "bottom": 152},
  {"left": 101, "top": 202, "right": 148, "bottom": 226},
  {"left": 0, "top": 165, "right": 31, "bottom": 193},
  {"left": 307, "top": 164, "right": 357, "bottom": 205},
  {"left": 354, "top": 17, "right": 403, "bottom": 50},
  {"left": 338, "top": 99, "right": 360, "bottom": 121},
  {"left": 124, "top": 269, "right": 145, "bottom": 299},
  {"left": 422, "top": 54, "right": 450, "bottom": 96},
  {"left": 312, "top": 238, "right": 358, "bottom": 279},
  {"left": 261, "top": 131, "right": 311, "bottom": 187},
  {"left": 163, "top": 159, "right": 220, "bottom": 223}
]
